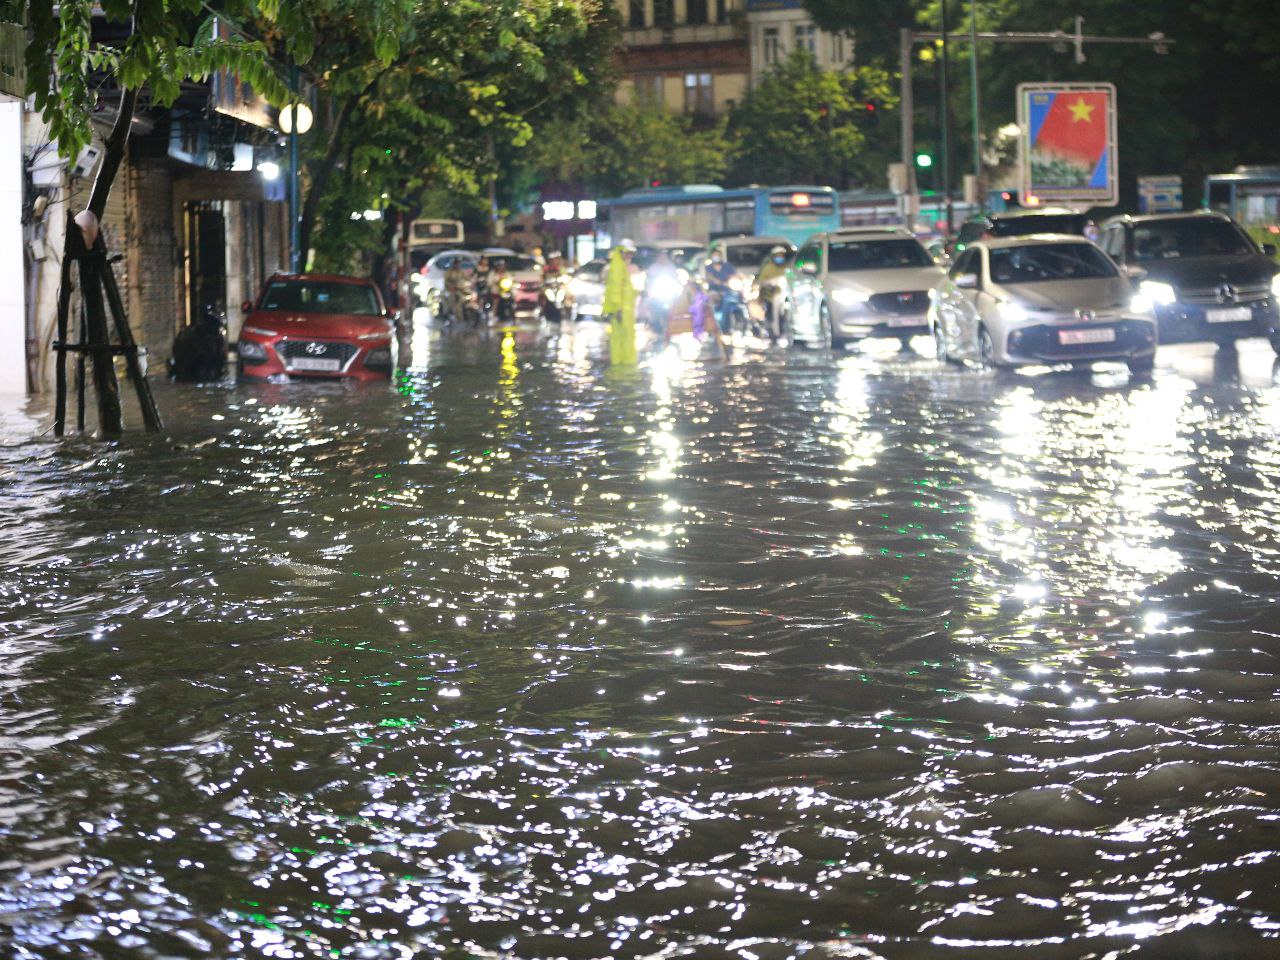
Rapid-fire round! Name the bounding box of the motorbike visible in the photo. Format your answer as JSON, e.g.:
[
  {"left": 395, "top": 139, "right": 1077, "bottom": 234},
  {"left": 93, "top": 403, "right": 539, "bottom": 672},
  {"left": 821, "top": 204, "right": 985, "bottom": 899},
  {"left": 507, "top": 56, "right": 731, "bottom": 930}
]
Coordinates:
[
  {"left": 170, "top": 303, "right": 227, "bottom": 382},
  {"left": 540, "top": 274, "right": 568, "bottom": 323},
  {"left": 753, "top": 280, "right": 787, "bottom": 341},
  {"left": 489, "top": 274, "right": 516, "bottom": 323},
  {"left": 711, "top": 275, "right": 752, "bottom": 337},
  {"left": 447, "top": 280, "right": 482, "bottom": 327},
  {"left": 643, "top": 270, "right": 684, "bottom": 331}
]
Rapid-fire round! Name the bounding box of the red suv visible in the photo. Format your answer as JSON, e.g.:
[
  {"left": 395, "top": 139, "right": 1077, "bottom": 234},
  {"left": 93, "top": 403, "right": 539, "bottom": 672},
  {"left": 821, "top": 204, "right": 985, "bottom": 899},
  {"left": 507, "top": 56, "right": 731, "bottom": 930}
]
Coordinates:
[{"left": 238, "top": 274, "right": 397, "bottom": 381}]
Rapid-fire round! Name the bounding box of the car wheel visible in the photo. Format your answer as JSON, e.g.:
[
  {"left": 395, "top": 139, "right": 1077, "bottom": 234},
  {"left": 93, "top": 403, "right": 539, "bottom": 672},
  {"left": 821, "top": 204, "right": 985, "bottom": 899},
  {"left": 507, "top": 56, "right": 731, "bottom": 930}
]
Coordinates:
[
  {"left": 1127, "top": 354, "right": 1155, "bottom": 376},
  {"left": 808, "top": 301, "right": 833, "bottom": 349},
  {"left": 933, "top": 323, "right": 950, "bottom": 364},
  {"left": 978, "top": 325, "right": 998, "bottom": 368}
]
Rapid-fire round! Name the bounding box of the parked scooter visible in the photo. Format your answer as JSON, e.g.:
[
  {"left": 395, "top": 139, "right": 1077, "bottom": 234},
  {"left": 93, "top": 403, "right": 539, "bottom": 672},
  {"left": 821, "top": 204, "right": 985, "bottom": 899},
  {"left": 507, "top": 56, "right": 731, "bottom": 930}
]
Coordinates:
[{"left": 170, "top": 302, "right": 227, "bottom": 381}]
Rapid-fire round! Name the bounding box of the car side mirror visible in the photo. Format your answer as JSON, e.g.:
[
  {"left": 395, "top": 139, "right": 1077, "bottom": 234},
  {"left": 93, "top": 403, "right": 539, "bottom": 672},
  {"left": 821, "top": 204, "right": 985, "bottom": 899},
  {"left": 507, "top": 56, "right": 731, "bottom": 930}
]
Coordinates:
[
  {"left": 1263, "top": 243, "right": 1277, "bottom": 257},
  {"left": 1121, "top": 263, "right": 1147, "bottom": 281},
  {"left": 241, "top": 300, "right": 254, "bottom": 313},
  {"left": 954, "top": 273, "right": 979, "bottom": 289}
]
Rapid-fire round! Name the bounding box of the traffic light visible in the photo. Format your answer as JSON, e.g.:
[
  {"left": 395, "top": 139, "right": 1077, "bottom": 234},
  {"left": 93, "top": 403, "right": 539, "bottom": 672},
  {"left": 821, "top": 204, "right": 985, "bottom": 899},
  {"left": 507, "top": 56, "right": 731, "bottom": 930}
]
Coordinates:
[{"left": 915, "top": 152, "right": 934, "bottom": 169}]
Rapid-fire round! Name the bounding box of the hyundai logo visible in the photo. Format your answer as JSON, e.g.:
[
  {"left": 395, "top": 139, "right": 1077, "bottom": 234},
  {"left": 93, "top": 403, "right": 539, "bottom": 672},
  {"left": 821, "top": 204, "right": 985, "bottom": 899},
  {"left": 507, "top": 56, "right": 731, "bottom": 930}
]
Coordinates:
[
  {"left": 1075, "top": 309, "right": 1094, "bottom": 323},
  {"left": 1216, "top": 283, "right": 1237, "bottom": 304},
  {"left": 304, "top": 342, "right": 328, "bottom": 356}
]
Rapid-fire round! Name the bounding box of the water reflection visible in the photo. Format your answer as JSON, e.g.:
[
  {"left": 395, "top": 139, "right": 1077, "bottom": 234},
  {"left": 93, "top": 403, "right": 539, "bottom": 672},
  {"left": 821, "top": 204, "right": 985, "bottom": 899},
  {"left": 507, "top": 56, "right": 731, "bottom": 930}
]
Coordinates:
[{"left": 2, "top": 330, "right": 1280, "bottom": 956}]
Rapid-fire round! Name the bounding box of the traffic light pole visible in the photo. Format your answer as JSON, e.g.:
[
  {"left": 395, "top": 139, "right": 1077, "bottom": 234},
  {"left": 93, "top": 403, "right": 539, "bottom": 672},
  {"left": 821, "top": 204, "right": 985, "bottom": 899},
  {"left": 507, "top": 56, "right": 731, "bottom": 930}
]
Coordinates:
[{"left": 899, "top": 22, "right": 1172, "bottom": 230}]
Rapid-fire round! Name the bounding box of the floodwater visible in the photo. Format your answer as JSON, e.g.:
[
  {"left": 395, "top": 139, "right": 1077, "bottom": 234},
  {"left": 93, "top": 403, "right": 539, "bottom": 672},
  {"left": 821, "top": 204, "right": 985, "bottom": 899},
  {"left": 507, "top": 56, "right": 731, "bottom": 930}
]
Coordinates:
[{"left": 4, "top": 319, "right": 1280, "bottom": 959}]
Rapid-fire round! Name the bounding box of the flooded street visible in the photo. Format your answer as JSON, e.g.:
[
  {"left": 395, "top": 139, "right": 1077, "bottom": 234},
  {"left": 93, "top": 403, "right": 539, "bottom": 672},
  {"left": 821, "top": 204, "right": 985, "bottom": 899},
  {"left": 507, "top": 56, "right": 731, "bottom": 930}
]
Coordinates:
[{"left": 4, "top": 320, "right": 1280, "bottom": 959}]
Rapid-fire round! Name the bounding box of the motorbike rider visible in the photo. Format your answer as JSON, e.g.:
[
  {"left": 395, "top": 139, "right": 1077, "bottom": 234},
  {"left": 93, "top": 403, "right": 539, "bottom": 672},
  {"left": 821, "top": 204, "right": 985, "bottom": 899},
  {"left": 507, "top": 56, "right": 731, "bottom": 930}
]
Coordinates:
[
  {"left": 489, "top": 258, "right": 515, "bottom": 321},
  {"left": 754, "top": 245, "right": 791, "bottom": 338},
  {"left": 443, "top": 258, "right": 472, "bottom": 323},
  {"left": 540, "top": 252, "right": 567, "bottom": 322},
  {"left": 705, "top": 244, "right": 743, "bottom": 334}
]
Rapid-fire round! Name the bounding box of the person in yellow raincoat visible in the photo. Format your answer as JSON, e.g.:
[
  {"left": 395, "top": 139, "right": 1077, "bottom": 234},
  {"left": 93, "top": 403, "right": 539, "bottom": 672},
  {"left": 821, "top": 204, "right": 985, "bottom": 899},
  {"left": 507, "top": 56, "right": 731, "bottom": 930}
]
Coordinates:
[{"left": 602, "top": 240, "right": 639, "bottom": 365}]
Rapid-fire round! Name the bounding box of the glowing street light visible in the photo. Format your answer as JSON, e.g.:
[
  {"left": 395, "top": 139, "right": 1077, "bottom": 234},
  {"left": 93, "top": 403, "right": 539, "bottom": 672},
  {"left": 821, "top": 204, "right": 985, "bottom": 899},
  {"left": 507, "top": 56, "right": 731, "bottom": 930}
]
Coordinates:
[{"left": 278, "top": 102, "right": 313, "bottom": 135}]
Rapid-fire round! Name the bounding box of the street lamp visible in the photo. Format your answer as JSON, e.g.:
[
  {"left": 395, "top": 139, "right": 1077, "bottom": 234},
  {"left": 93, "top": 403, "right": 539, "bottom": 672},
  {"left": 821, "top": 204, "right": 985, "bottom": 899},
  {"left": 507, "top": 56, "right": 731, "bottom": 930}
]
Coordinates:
[{"left": 278, "top": 102, "right": 313, "bottom": 135}]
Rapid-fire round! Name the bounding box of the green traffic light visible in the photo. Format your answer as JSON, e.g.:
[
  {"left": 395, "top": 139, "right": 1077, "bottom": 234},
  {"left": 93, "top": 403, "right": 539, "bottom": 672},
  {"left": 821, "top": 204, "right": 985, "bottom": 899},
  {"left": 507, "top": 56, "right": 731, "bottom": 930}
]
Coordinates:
[{"left": 915, "top": 153, "right": 934, "bottom": 168}]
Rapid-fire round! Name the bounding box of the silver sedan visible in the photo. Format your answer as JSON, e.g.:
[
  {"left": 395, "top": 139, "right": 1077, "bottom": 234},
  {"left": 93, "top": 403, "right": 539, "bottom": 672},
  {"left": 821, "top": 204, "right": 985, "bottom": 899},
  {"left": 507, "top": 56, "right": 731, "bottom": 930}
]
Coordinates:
[{"left": 929, "top": 234, "right": 1157, "bottom": 375}]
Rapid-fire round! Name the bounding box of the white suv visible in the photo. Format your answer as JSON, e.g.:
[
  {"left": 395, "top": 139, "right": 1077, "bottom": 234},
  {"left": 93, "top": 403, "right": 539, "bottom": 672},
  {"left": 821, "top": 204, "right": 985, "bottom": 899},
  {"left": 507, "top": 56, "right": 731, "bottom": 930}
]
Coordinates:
[{"left": 790, "top": 229, "right": 945, "bottom": 348}]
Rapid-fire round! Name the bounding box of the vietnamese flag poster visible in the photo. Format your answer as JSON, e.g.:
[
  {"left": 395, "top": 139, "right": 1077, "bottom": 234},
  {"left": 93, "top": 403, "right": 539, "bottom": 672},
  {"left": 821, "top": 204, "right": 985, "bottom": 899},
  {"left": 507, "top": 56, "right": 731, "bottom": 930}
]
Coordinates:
[{"left": 1018, "top": 83, "right": 1117, "bottom": 204}]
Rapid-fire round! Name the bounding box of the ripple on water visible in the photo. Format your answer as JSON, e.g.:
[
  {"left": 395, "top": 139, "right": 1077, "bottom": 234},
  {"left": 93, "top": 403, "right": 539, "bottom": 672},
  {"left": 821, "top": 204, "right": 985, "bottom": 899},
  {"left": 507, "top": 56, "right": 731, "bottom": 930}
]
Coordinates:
[{"left": 2, "top": 330, "right": 1280, "bottom": 957}]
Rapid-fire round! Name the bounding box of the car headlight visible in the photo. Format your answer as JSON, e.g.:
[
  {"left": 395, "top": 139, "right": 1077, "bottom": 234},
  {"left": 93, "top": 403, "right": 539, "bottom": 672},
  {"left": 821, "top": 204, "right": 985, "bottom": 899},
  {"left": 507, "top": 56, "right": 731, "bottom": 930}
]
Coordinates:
[
  {"left": 242, "top": 325, "right": 277, "bottom": 337},
  {"left": 1130, "top": 291, "right": 1155, "bottom": 315},
  {"left": 1271, "top": 273, "right": 1280, "bottom": 297},
  {"left": 238, "top": 340, "right": 269, "bottom": 362},
  {"left": 997, "top": 300, "right": 1029, "bottom": 323},
  {"left": 651, "top": 276, "right": 682, "bottom": 303},
  {"left": 1138, "top": 280, "right": 1177, "bottom": 306},
  {"left": 831, "top": 288, "right": 870, "bottom": 307}
]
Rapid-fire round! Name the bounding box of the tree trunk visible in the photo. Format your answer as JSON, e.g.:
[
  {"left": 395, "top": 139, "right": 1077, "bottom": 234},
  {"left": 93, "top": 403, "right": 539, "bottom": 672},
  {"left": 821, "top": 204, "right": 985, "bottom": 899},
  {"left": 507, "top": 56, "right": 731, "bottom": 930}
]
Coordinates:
[
  {"left": 88, "top": 87, "right": 139, "bottom": 220},
  {"left": 296, "top": 94, "right": 359, "bottom": 261}
]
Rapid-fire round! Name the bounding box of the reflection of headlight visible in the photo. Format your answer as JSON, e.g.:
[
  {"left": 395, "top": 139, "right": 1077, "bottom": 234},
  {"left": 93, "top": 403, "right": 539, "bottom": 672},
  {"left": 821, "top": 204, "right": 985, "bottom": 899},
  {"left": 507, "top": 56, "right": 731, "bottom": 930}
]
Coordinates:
[
  {"left": 651, "top": 276, "right": 682, "bottom": 303},
  {"left": 1138, "top": 280, "right": 1177, "bottom": 305},
  {"left": 1271, "top": 273, "right": 1280, "bottom": 297},
  {"left": 997, "top": 300, "right": 1028, "bottom": 323},
  {"left": 242, "top": 325, "right": 278, "bottom": 337},
  {"left": 831, "top": 288, "right": 870, "bottom": 306},
  {"left": 358, "top": 330, "right": 392, "bottom": 340}
]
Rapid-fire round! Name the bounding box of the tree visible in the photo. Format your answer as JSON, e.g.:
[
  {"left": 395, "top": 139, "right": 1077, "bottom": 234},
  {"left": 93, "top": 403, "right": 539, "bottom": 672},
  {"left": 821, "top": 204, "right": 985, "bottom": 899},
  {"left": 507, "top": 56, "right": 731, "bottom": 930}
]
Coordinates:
[
  {"left": 524, "top": 103, "right": 730, "bottom": 198},
  {"left": 725, "top": 51, "right": 896, "bottom": 190}
]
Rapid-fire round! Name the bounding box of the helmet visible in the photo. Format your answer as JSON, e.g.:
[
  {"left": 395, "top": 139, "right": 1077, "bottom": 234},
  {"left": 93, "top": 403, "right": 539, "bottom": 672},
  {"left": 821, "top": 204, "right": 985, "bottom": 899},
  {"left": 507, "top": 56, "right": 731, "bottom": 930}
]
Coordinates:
[
  {"left": 770, "top": 245, "right": 788, "bottom": 256},
  {"left": 547, "top": 250, "right": 563, "bottom": 260},
  {"left": 618, "top": 239, "right": 637, "bottom": 252}
]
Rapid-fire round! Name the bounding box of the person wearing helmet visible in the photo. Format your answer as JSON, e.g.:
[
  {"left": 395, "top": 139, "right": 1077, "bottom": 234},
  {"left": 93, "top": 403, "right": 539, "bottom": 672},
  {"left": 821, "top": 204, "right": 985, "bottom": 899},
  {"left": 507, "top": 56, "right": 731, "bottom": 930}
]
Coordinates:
[
  {"left": 754, "top": 245, "right": 791, "bottom": 340},
  {"left": 540, "top": 251, "right": 567, "bottom": 323},
  {"left": 602, "top": 240, "right": 639, "bottom": 365}
]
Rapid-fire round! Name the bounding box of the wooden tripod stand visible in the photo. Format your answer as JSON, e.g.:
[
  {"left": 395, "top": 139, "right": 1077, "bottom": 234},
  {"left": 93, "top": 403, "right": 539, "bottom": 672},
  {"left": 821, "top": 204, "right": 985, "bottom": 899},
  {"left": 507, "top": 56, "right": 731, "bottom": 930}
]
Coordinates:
[{"left": 53, "top": 213, "right": 163, "bottom": 437}]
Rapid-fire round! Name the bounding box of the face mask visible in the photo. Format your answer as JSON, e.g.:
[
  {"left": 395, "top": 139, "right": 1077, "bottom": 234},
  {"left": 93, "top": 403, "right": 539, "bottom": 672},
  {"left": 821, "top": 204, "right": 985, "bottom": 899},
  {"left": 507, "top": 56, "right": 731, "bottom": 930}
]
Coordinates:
[{"left": 773, "top": 257, "right": 785, "bottom": 265}]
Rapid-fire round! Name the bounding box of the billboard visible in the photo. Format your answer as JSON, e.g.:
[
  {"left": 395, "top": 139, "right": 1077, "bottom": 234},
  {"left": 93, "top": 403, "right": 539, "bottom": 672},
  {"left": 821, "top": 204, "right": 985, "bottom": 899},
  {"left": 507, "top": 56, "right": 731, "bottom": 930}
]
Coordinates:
[
  {"left": 1017, "top": 83, "right": 1117, "bottom": 207},
  {"left": 1137, "top": 175, "right": 1183, "bottom": 213}
]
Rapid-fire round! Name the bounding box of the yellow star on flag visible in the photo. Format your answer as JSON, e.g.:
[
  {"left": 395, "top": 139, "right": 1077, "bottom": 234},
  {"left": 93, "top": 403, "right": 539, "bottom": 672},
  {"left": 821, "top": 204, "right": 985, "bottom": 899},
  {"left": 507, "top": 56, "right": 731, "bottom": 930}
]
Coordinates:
[{"left": 1068, "top": 97, "right": 1095, "bottom": 123}]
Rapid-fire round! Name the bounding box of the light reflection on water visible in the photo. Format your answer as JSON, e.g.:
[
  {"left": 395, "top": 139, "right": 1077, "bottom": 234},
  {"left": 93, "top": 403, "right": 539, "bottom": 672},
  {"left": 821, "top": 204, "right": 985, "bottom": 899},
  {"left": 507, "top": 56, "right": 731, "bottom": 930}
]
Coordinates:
[{"left": 3, "top": 325, "right": 1280, "bottom": 958}]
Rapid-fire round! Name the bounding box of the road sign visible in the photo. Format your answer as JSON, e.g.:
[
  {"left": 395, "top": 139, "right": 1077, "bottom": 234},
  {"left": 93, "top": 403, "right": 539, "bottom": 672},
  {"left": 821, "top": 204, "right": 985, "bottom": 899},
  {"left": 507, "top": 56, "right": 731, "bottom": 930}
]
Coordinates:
[
  {"left": 1017, "top": 83, "right": 1117, "bottom": 207},
  {"left": 1137, "top": 175, "right": 1183, "bottom": 213}
]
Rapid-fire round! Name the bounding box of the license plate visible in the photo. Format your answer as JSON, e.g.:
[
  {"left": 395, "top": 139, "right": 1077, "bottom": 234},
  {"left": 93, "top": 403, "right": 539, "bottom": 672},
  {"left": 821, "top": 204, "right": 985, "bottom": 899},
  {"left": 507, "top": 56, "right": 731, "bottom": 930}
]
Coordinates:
[
  {"left": 1206, "top": 306, "right": 1251, "bottom": 323},
  {"left": 290, "top": 357, "right": 341, "bottom": 372},
  {"left": 1058, "top": 327, "right": 1116, "bottom": 345},
  {"left": 886, "top": 316, "right": 923, "bottom": 327}
]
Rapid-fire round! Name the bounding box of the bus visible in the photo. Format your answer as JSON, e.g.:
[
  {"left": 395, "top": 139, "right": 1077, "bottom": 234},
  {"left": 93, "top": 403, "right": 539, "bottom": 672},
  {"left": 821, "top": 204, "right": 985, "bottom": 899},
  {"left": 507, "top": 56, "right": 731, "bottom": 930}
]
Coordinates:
[
  {"left": 406, "top": 218, "right": 465, "bottom": 271},
  {"left": 1204, "top": 167, "right": 1280, "bottom": 254},
  {"left": 595, "top": 184, "right": 840, "bottom": 249}
]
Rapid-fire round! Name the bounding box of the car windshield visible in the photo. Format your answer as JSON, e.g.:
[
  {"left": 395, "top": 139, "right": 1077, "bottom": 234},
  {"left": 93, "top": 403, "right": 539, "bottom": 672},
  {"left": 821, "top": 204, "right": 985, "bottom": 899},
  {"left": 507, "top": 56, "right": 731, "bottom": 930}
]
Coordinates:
[
  {"left": 723, "top": 244, "right": 782, "bottom": 269},
  {"left": 490, "top": 256, "right": 537, "bottom": 272},
  {"left": 989, "top": 243, "right": 1118, "bottom": 283},
  {"left": 991, "top": 214, "right": 1088, "bottom": 236},
  {"left": 260, "top": 281, "right": 381, "bottom": 315},
  {"left": 828, "top": 239, "right": 933, "bottom": 271},
  {"left": 1131, "top": 219, "right": 1254, "bottom": 260}
]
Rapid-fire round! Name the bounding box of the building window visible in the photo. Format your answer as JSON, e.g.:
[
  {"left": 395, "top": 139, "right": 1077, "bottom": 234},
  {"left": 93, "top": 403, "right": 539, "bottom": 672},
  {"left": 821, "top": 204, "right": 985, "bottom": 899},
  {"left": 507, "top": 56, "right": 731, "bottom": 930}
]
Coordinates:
[
  {"left": 684, "top": 72, "right": 714, "bottom": 114},
  {"left": 716, "top": 0, "right": 729, "bottom": 24},
  {"left": 830, "top": 31, "right": 851, "bottom": 63},
  {"left": 634, "top": 74, "right": 663, "bottom": 105},
  {"left": 762, "top": 26, "right": 782, "bottom": 67},
  {"left": 687, "top": 0, "right": 708, "bottom": 25},
  {"left": 653, "top": 0, "right": 674, "bottom": 28},
  {"left": 794, "top": 23, "right": 817, "bottom": 55},
  {"left": 629, "top": 0, "right": 645, "bottom": 28}
]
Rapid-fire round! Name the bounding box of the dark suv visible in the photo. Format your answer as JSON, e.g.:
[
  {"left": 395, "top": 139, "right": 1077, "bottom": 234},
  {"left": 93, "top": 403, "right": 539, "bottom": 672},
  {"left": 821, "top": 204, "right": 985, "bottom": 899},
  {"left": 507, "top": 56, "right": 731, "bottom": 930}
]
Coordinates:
[
  {"left": 954, "top": 208, "right": 1091, "bottom": 252},
  {"left": 1099, "top": 211, "right": 1280, "bottom": 351}
]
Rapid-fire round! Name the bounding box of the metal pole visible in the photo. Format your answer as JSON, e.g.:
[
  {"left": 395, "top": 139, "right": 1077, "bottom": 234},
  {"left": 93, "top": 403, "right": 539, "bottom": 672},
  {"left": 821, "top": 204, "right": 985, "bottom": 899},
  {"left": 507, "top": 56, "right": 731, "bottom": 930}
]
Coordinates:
[
  {"left": 970, "top": 0, "right": 982, "bottom": 207},
  {"left": 939, "top": 0, "right": 953, "bottom": 234},
  {"left": 900, "top": 28, "right": 918, "bottom": 229},
  {"left": 289, "top": 65, "right": 300, "bottom": 272}
]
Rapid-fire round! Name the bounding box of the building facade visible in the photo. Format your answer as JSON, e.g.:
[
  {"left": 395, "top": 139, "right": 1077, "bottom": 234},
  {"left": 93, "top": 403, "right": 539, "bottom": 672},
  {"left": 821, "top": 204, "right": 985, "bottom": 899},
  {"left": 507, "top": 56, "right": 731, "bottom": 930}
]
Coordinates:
[
  {"left": 613, "top": 0, "right": 750, "bottom": 116},
  {"left": 745, "top": 0, "right": 853, "bottom": 82}
]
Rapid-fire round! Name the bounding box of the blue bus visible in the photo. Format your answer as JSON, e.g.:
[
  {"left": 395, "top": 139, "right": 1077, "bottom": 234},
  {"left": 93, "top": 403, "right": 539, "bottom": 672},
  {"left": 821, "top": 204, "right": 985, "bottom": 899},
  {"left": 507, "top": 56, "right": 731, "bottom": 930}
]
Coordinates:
[{"left": 595, "top": 184, "right": 841, "bottom": 250}]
